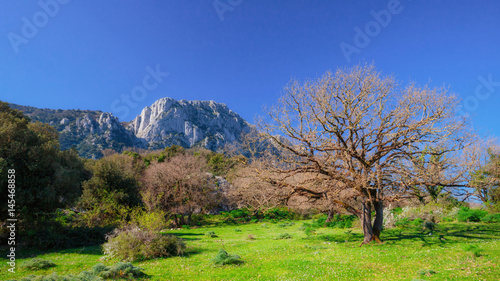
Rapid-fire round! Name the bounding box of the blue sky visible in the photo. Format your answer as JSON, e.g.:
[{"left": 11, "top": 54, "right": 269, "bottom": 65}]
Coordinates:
[{"left": 0, "top": 0, "right": 499, "bottom": 138}]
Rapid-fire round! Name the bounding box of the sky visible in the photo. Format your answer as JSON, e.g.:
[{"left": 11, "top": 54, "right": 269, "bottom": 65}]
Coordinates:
[{"left": 0, "top": 0, "right": 499, "bottom": 139}]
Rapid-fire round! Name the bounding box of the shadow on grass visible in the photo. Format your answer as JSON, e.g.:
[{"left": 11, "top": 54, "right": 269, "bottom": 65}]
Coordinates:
[
  {"left": 168, "top": 232, "right": 204, "bottom": 241},
  {"left": 382, "top": 223, "right": 500, "bottom": 246},
  {"left": 301, "top": 223, "right": 500, "bottom": 246},
  {"left": 0, "top": 245, "right": 103, "bottom": 260}
]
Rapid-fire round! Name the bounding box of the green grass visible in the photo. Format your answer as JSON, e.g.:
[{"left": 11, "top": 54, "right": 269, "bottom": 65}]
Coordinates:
[{"left": 2, "top": 221, "right": 499, "bottom": 280}]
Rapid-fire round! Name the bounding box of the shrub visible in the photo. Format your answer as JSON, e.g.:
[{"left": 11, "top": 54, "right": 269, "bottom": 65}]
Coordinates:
[
  {"left": 19, "top": 258, "right": 56, "bottom": 270},
  {"left": 481, "top": 213, "right": 500, "bottom": 223},
  {"left": 205, "top": 231, "right": 218, "bottom": 238},
  {"left": 300, "top": 223, "right": 318, "bottom": 236},
  {"left": 14, "top": 262, "right": 147, "bottom": 281},
  {"left": 410, "top": 218, "right": 424, "bottom": 227},
  {"left": 423, "top": 221, "right": 437, "bottom": 232},
  {"left": 457, "top": 208, "right": 488, "bottom": 222},
  {"left": 92, "top": 262, "right": 146, "bottom": 279},
  {"left": 277, "top": 222, "right": 295, "bottom": 228},
  {"left": 275, "top": 233, "right": 292, "bottom": 240},
  {"left": 102, "top": 227, "right": 185, "bottom": 262},
  {"left": 212, "top": 249, "right": 243, "bottom": 266},
  {"left": 394, "top": 217, "right": 411, "bottom": 228},
  {"left": 129, "top": 209, "right": 167, "bottom": 231}
]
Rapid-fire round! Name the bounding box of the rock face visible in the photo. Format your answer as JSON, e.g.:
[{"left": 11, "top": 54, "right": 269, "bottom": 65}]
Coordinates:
[
  {"left": 128, "top": 97, "right": 250, "bottom": 151},
  {"left": 9, "top": 97, "right": 251, "bottom": 158}
]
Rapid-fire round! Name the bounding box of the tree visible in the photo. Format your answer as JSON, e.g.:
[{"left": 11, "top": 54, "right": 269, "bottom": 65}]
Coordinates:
[
  {"left": 78, "top": 153, "right": 143, "bottom": 227},
  {"left": 141, "top": 154, "right": 220, "bottom": 227},
  {"left": 0, "top": 102, "right": 86, "bottom": 222},
  {"left": 258, "top": 64, "right": 475, "bottom": 244},
  {"left": 471, "top": 148, "right": 500, "bottom": 211}
]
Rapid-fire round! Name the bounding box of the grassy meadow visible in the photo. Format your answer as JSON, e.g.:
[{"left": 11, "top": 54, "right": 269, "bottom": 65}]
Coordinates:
[{"left": 2, "top": 220, "right": 499, "bottom": 281}]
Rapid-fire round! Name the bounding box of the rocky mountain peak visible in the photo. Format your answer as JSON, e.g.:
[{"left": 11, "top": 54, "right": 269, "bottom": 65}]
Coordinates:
[{"left": 128, "top": 97, "right": 250, "bottom": 150}]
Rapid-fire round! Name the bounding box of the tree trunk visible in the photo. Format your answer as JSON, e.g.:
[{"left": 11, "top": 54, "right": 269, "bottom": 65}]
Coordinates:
[
  {"left": 372, "top": 200, "right": 384, "bottom": 243},
  {"left": 360, "top": 201, "right": 374, "bottom": 245},
  {"left": 325, "top": 209, "right": 334, "bottom": 223}
]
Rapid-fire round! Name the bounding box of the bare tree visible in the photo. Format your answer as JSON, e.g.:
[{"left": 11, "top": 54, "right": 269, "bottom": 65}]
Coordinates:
[
  {"left": 141, "top": 154, "right": 220, "bottom": 227},
  {"left": 258, "top": 64, "right": 476, "bottom": 244}
]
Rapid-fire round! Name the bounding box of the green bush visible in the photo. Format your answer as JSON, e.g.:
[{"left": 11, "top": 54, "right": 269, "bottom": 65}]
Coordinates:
[
  {"left": 129, "top": 209, "right": 167, "bottom": 231},
  {"left": 277, "top": 222, "right": 295, "bottom": 228},
  {"left": 14, "top": 262, "right": 147, "bottom": 281},
  {"left": 457, "top": 208, "right": 488, "bottom": 222},
  {"left": 102, "top": 227, "right": 185, "bottom": 262},
  {"left": 481, "top": 213, "right": 500, "bottom": 223},
  {"left": 19, "top": 258, "right": 56, "bottom": 270},
  {"left": 410, "top": 218, "right": 424, "bottom": 227},
  {"left": 300, "top": 223, "right": 318, "bottom": 236},
  {"left": 92, "top": 262, "right": 146, "bottom": 279},
  {"left": 394, "top": 217, "right": 411, "bottom": 228},
  {"left": 205, "top": 231, "right": 218, "bottom": 238},
  {"left": 212, "top": 249, "right": 243, "bottom": 266},
  {"left": 275, "top": 233, "right": 293, "bottom": 240}
]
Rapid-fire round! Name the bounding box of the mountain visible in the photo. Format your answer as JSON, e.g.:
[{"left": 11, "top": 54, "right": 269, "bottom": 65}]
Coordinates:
[
  {"left": 8, "top": 104, "right": 141, "bottom": 159},
  {"left": 8, "top": 98, "right": 251, "bottom": 158},
  {"left": 128, "top": 97, "right": 250, "bottom": 151}
]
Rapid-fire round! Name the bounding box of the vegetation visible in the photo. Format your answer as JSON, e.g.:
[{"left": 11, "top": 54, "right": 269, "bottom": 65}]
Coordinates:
[
  {"left": 102, "top": 227, "right": 185, "bottom": 262},
  {"left": 211, "top": 249, "right": 243, "bottom": 266},
  {"left": 256, "top": 64, "right": 478, "bottom": 244},
  {"left": 19, "top": 259, "right": 56, "bottom": 271},
  {"left": 2, "top": 220, "right": 499, "bottom": 280},
  {"left": 1, "top": 65, "right": 500, "bottom": 280},
  {"left": 7, "top": 262, "right": 146, "bottom": 280}
]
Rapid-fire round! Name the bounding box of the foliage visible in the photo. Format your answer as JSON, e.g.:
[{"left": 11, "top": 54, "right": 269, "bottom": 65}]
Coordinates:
[
  {"left": 205, "top": 231, "right": 218, "bottom": 238},
  {"left": 102, "top": 227, "right": 185, "bottom": 262},
  {"left": 129, "top": 209, "right": 167, "bottom": 231},
  {"left": 92, "top": 262, "right": 146, "bottom": 279},
  {"left": 21, "top": 217, "right": 111, "bottom": 250},
  {"left": 19, "top": 258, "right": 56, "bottom": 271},
  {"left": 211, "top": 249, "right": 243, "bottom": 266},
  {"left": 471, "top": 150, "right": 500, "bottom": 208},
  {"left": 0, "top": 102, "right": 87, "bottom": 221},
  {"left": 12, "top": 262, "right": 146, "bottom": 280},
  {"left": 4, "top": 221, "right": 500, "bottom": 280},
  {"left": 457, "top": 207, "right": 488, "bottom": 222},
  {"left": 275, "top": 233, "right": 292, "bottom": 240},
  {"left": 78, "top": 154, "right": 142, "bottom": 227},
  {"left": 481, "top": 213, "right": 500, "bottom": 223},
  {"left": 277, "top": 222, "right": 295, "bottom": 227}
]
